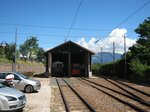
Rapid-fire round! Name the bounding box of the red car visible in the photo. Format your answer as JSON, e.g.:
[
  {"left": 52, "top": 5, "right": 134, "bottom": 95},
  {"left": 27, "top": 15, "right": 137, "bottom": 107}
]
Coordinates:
[{"left": 71, "top": 64, "right": 81, "bottom": 75}]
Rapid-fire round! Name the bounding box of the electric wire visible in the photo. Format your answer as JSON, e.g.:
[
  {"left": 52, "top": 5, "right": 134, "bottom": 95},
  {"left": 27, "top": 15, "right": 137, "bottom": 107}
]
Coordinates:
[
  {"left": 0, "top": 0, "right": 149, "bottom": 48},
  {"left": 103, "top": 0, "right": 150, "bottom": 38},
  {"left": 0, "top": 31, "right": 138, "bottom": 38},
  {"left": 0, "top": 22, "right": 118, "bottom": 31},
  {"left": 94, "top": 0, "right": 150, "bottom": 51},
  {"left": 66, "top": 0, "right": 83, "bottom": 39}
]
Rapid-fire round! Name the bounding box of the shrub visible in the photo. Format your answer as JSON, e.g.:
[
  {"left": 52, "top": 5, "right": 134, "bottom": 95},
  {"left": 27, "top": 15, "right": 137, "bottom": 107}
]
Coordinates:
[
  {"left": 0, "top": 58, "right": 12, "bottom": 63},
  {"left": 21, "top": 71, "right": 35, "bottom": 77},
  {"left": 92, "top": 63, "right": 102, "bottom": 74},
  {"left": 144, "top": 66, "right": 150, "bottom": 79},
  {"left": 129, "top": 58, "right": 147, "bottom": 77}
]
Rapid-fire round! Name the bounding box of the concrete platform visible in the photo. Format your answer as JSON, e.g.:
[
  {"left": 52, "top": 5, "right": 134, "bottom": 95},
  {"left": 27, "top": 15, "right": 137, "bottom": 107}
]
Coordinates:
[{"left": 23, "top": 78, "right": 51, "bottom": 112}]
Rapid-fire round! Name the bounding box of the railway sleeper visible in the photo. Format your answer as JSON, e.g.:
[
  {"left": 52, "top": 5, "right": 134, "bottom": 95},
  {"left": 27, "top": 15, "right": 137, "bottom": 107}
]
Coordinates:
[{"left": 79, "top": 78, "right": 149, "bottom": 112}]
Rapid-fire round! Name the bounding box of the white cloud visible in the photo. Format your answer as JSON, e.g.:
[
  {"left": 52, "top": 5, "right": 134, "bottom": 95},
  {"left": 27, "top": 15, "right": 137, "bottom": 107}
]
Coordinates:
[
  {"left": 44, "top": 48, "right": 51, "bottom": 52},
  {"left": 77, "top": 28, "right": 136, "bottom": 54}
]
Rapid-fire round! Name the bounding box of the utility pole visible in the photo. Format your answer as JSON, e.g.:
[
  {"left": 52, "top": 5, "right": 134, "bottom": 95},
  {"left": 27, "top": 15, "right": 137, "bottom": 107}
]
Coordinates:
[
  {"left": 124, "top": 34, "right": 127, "bottom": 79},
  {"left": 113, "top": 42, "right": 115, "bottom": 73},
  {"left": 14, "top": 28, "right": 17, "bottom": 71},
  {"left": 101, "top": 47, "right": 103, "bottom": 63}
]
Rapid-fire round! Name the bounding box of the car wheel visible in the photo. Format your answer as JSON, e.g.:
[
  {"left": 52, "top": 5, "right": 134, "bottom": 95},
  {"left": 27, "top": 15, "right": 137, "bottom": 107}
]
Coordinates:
[
  {"left": 16, "top": 108, "right": 23, "bottom": 112},
  {"left": 24, "top": 85, "right": 34, "bottom": 93}
]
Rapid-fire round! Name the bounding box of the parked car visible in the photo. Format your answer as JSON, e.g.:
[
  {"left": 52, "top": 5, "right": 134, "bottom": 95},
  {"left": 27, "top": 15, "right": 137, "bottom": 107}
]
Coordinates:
[
  {"left": 0, "top": 83, "right": 26, "bottom": 111},
  {"left": 0, "top": 72, "right": 41, "bottom": 93}
]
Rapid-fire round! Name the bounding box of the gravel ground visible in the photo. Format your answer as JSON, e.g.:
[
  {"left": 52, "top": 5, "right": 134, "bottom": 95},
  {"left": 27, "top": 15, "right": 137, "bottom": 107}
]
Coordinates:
[
  {"left": 50, "top": 78, "right": 65, "bottom": 112},
  {"left": 23, "top": 78, "right": 51, "bottom": 112},
  {"left": 87, "top": 77, "right": 150, "bottom": 102},
  {"left": 50, "top": 77, "right": 150, "bottom": 112},
  {"left": 118, "top": 80, "right": 150, "bottom": 96},
  {"left": 50, "top": 87, "right": 65, "bottom": 112},
  {"left": 80, "top": 78, "right": 150, "bottom": 111},
  {"left": 72, "top": 78, "right": 134, "bottom": 112},
  {"left": 61, "top": 86, "right": 90, "bottom": 111}
]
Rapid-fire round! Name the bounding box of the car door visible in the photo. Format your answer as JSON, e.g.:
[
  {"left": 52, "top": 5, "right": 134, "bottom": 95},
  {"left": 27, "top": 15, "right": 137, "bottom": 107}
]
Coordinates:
[
  {"left": 12, "top": 74, "right": 25, "bottom": 91},
  {"left": 0, "top": 73, "right": 7, "bottom": 82}
]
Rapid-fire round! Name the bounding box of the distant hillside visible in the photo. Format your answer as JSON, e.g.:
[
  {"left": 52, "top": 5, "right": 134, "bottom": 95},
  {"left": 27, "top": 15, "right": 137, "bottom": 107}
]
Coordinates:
[{"left": 92, "top": 52, "right": 122, "bottom": 64}]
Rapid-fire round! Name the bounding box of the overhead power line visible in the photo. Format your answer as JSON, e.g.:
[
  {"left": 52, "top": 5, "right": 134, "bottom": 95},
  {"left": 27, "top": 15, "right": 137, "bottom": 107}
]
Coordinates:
[
  {"left": 0, "top": 22, "right": 133, "bottom": 31},
  {"left": 1, "top": 0, "right": 148, "bottom": 34},
  {"left": 103, "top": 0, "right": 150, "bottom": 37},
  {"left": 0, "top": 31, "right": 138, "bottom": 38},
  {"left": 0, "top": 0, "right": 149, "bottom": 41},
  {"left": 115, "top": 0, "right": 150, "bottom": 28},
  {"left": 0, "top": 22, "right": 69, "bottom": 29},
  {"left": 94, "top": 0, "right": 150, "bottom": 48},
  {"left": 66, "top": 0, "right": 83, "bottom": 38}
]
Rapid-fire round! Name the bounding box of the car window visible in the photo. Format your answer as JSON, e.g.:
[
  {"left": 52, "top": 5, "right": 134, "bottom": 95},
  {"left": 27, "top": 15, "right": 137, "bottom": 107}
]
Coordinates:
[
  {"left": 14, "top": 74, "right": 20, "bottom": 80},
  {"left": 17, "top": 72, "right": 28, "bottom": 79},
  {"left": 6, "top": 73, "right": 20, "bottom": 80},
  {"left": 0, "top": 73, "right": 7, "bottom": 79},
  {"left": 0, "top": 83, "right": 5, "bottom": 88},
  {"left": 6, "top": 73, "right": 12, "bottom": 75}
]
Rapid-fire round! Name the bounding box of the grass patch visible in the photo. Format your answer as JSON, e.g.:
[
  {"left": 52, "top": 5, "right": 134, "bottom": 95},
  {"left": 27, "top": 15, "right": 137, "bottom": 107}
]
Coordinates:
[
  {"left": 0, "top": 58, "right": 44, "bottom": 66},
  {"left": 0, "top": 58, "right": 12, "bottom": 63}
]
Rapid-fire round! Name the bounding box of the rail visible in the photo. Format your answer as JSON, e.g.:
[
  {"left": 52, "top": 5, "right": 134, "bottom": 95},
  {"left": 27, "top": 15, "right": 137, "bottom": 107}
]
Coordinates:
[
  {"left": 56, "top": 78, "right": 70, "bottom": 112},
  {"left": 80, "top": 78, "right": 150, "bottom": 107},
  {"left": 79, "top": 78, "right": 149, "bottom": 112},
  {"left": 56, "top": 78, "right": 96, "bottom": 112},
  {"left": 62, "top": 78, "right": 96, "bottom": 112}
]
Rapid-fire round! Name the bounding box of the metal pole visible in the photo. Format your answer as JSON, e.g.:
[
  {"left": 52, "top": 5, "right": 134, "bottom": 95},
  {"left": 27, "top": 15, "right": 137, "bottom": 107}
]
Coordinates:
[
  {"left": 68, "top": 42, "right": 71, "bottom": 77},
  {"left": 68, "top": 52, "right": 71, "bottom": 77},
  {"left": 101, "top": 47, "right": 103, "bottom": 63},
  {"left": 113, "top": 42, "right": 115, "bottom": 73},
  {"left": 14, "top": 28, "right": 17, "bottom": 72},
  {"left": 124, "top": 34, "right": 127, "bottom": 79}
]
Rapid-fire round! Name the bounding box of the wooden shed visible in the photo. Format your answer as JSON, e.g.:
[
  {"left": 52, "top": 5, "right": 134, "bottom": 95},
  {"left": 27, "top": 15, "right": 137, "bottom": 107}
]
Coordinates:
[{"left": 44, "top": 41, "right": 95, "bottom": 77}]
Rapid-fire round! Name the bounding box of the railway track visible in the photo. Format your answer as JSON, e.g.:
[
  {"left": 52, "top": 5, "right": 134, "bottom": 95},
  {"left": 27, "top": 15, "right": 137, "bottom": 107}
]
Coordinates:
[
  {"left": 105, "top": 78, "right": 150, "bottom": 102},
  {"left": 115, "top": 80, "right": 150, "bottom": 97},
  {"left": 78, "top": 78, "right": 150, "bottom": 112},
  {"left": 56, "top": 78, "right": 96, "bottom": 112}
]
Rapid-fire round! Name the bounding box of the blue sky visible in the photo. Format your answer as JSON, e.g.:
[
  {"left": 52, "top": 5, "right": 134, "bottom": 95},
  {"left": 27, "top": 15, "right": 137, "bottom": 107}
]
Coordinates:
[{"left": 0, "top": 0, "right": 150, "bottom": 53}]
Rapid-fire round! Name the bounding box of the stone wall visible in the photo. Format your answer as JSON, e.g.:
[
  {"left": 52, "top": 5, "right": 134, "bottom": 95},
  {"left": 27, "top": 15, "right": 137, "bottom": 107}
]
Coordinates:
[{"left": 0, "top": 63, "right": 45, "bottom": 74}]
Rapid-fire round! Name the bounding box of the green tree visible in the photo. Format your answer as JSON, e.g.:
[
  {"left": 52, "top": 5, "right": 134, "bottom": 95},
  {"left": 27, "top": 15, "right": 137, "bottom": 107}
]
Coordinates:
[
  {"left": 135, "top": 17, "right": 150, "bottom": 39},
  {"left": 130, "top": 58, "right": 147, "bottom": 77},
  {"left": 19, "top": 43, "right": 28, "bottom": 59},
  {"left": 19, "top": 36, "right": 39, "bottom": 60},
  {"left": 36, "top": 47, "right": 45, "bottom": 62},
  {"left": 0, "top": 47, "right": 4, "bottom": 58},
  {"left": 4, "top": 43, "right": 15, "bottom": 60},
  {"left": 129, "top": 17, "right": 150, "bottom": 64},
  {"left": 128, "top": 17, "right": 150, "bottom": 80}
]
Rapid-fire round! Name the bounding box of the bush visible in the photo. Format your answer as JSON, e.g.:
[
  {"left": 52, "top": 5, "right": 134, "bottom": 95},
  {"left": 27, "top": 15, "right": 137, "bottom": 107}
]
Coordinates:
[
  {"left": 21, "top": 71, "right": 35, "bottom": 77},
  {"left": 92, "top": 62, "right": 116, "bottom": 77},
  {"left": 92, "top": 59, "right": 130, "bottom": 79},
  {"left": 92, "top": 63, "right": 102, "bottom": 74},
  {"left": 144, "top": 66, "right": 150, "bottom": 79},
  {"left": 0, "top": 58, "right": 12, "bottom": 63},
  {"left": 129, "top": 58, "right": 147, "bottom": 77}
]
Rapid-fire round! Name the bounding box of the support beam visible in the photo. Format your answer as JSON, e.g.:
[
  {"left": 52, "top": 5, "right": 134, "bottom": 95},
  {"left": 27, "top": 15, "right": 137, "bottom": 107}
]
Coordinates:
[
  {"left": 68, "top": 52, "right": 71, "bottom": 77},
  {"left": 48, "top": 53, "right": 52, "bottom": 74}
]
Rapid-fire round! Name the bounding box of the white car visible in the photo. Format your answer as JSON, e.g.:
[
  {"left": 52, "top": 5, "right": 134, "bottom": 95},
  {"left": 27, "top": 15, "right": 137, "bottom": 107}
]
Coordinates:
[
  {"left": 0, "top": 83, "right": 26, "bottom": 111},
  {"left": 0, "top": 72, "right": 41, "bottom": 93}
]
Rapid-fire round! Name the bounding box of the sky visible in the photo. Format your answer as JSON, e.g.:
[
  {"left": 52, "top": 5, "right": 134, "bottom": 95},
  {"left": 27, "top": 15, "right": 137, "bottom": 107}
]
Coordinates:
[{"left": 0, "top": 0, "right": 150, "bottom": 54}]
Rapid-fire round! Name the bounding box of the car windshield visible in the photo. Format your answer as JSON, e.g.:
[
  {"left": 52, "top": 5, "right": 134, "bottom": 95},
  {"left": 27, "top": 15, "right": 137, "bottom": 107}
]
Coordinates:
[
  {"left": 0, "top": 83, "right": 5, "bottom": 88},
  {"left": 16, "top": 72, "right": 29, "bottom": 79}
]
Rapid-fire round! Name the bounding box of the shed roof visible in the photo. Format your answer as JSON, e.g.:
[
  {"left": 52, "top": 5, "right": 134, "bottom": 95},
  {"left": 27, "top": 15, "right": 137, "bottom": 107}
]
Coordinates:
[{"left": 44, "top": 41, "right": 95, "bottom": 55}]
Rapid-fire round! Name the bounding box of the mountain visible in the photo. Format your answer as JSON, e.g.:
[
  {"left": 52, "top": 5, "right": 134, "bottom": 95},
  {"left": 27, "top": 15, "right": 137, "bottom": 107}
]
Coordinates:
[{"left": 92, "top": 52, "right": 122, "bottom": 64}]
